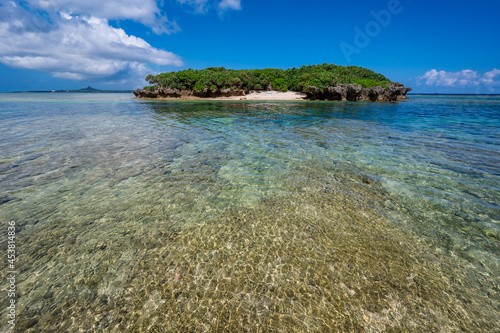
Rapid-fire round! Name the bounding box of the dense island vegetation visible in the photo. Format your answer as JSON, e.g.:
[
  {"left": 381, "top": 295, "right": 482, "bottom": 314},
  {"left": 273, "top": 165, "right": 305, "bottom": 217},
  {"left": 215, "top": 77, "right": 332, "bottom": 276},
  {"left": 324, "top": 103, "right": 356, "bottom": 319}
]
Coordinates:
[
  {"left": 134, "top": 64, "right": 411, "bottom": 101},
  {"left": 143, "top": 64, "right": 391, "bottom": 92}
]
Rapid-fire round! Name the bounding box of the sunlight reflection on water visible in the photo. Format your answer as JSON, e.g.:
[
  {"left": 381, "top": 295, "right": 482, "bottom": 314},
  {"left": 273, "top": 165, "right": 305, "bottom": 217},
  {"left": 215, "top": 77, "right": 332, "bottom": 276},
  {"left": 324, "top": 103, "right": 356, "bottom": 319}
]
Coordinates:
[{"left": 0, "top": 94, "right": 499, "bottom": 331}]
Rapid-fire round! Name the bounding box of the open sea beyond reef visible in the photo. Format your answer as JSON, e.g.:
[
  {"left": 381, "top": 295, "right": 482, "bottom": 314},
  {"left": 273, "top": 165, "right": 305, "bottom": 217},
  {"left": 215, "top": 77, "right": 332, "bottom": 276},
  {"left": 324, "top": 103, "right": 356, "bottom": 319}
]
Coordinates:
[{"left": 0, "top": 93, "right": 499, "bottom": 332}]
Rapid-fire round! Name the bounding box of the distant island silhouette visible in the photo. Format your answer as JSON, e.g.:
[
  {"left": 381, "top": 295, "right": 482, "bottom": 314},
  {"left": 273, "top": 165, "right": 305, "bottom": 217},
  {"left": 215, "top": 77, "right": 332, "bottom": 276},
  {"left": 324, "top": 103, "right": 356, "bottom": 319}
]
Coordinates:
[{"left": 12, "top": 86, "right": 132, "bottom": 93}]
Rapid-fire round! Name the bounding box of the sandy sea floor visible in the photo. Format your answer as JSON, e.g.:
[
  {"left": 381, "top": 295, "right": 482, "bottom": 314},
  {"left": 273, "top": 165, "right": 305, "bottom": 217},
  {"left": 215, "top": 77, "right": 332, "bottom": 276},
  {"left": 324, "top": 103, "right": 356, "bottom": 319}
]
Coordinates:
[{"left": 0, "top": 94, "right": 498, "bottom": 332}]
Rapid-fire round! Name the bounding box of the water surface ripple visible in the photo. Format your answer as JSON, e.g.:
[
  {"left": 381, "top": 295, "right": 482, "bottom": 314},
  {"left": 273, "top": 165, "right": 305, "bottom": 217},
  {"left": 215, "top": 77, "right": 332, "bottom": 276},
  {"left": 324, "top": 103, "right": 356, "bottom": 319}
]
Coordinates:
[{"left": 0, "top": 93, "right": 499, "bottom": 331}]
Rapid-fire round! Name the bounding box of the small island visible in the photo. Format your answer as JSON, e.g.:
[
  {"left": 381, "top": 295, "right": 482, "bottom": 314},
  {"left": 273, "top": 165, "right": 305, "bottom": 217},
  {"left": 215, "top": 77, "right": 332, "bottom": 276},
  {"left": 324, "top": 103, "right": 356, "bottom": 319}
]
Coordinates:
[{"left": 133, "top": 64, "right": 412, "bottom": 101}]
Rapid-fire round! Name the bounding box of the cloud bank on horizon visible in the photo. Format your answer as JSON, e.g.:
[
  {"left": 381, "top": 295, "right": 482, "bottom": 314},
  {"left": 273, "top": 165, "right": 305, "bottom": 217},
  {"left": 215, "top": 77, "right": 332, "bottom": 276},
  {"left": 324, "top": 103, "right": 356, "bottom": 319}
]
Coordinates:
[
  {"left": 0, "top": 0, "right": 241, "bottom": 84},
  {"left": 418, "top": 69, "right": 500, "bottom": 90}
]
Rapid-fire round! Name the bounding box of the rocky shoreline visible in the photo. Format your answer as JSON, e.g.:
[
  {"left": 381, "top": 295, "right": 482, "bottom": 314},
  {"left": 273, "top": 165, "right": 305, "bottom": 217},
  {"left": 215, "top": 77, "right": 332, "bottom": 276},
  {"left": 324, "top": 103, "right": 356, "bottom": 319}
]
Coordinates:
[
  {"left": 304, "top": 83, "right": 412, "bottom": 101},
  {"left": 132, "top": 83, "right": 412, "bottom": 101}
]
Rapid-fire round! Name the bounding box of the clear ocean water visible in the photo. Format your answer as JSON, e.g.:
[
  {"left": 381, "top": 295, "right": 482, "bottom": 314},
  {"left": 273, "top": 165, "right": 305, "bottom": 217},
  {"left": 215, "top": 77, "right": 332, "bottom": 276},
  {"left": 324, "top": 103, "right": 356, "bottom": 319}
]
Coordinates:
[{"left": 0, "top": 93, "right": 499, "bottom": 331}]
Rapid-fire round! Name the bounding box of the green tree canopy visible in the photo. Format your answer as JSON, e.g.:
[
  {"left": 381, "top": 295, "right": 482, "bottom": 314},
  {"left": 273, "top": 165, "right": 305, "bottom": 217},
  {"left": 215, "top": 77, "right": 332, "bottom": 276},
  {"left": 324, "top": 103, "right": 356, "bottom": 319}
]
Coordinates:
[{"left": 143, "top": 64, "right": 393, "bottom": 93}]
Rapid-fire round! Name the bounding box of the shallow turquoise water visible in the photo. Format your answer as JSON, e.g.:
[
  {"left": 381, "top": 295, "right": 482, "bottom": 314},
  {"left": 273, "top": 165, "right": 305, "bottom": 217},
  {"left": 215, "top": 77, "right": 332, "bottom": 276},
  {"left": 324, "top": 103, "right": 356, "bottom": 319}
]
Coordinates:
[{"left": 0, "top": 93, "right": 499, "bottom": 331}]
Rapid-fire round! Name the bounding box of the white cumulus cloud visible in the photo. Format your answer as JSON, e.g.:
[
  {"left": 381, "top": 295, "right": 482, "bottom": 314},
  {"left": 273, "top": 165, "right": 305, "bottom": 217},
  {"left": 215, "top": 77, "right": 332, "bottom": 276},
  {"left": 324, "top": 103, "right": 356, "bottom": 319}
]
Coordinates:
[
  {"left": 218, "top": 0, "right": 242, "bottom": 11},
  {"left": 480, "top": 69, "right": 500, "bottom": 86},
  {"left": 0, "top": 1, "right": 183, "bottom": 83},
  {"left": 176, "top": 0, "right": 210, "bottom": 13},
  {"left": 417, "top": 69, "right": 480, "bottom": 87},
  {"left": 0, "top": 0, "right": 243, "bottom": 85},
  {"left": 24, "top": 0, "right": 179, "bottom": 34},
  {"left": 417, "top": 69, "right": 500, "bottom": 88},
  {"left": 177, "top": 0, "right": 242, "bottom": 13}
]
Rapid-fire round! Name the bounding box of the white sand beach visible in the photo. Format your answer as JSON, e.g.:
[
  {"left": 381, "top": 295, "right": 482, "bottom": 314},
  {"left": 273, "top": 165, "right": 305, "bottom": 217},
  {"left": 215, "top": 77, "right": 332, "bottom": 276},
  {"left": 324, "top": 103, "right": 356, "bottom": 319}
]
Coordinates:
[
  {"left": 146, "top": 90, "right": 308, "bottom": 101},
  {"left": 226, "top": 90, "right": 308, "bottom": 101}
]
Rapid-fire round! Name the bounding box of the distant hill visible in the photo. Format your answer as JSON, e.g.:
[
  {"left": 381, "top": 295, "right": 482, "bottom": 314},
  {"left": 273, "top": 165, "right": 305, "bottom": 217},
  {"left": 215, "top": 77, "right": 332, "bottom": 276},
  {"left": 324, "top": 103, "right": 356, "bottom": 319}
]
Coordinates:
[
  {"left": 77, "top": 86, "right": 101, "bottom": 92},
  {"left": 12, "top": 86, "right": 132, "bottom": 93}
]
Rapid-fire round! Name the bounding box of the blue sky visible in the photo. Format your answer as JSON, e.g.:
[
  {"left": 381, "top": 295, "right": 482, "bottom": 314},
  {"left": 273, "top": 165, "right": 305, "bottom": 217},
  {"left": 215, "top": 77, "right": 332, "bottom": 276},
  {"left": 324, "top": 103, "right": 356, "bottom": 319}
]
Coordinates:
[{"left": 0, "top": 0, "right": 498, "bottom": 93}]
